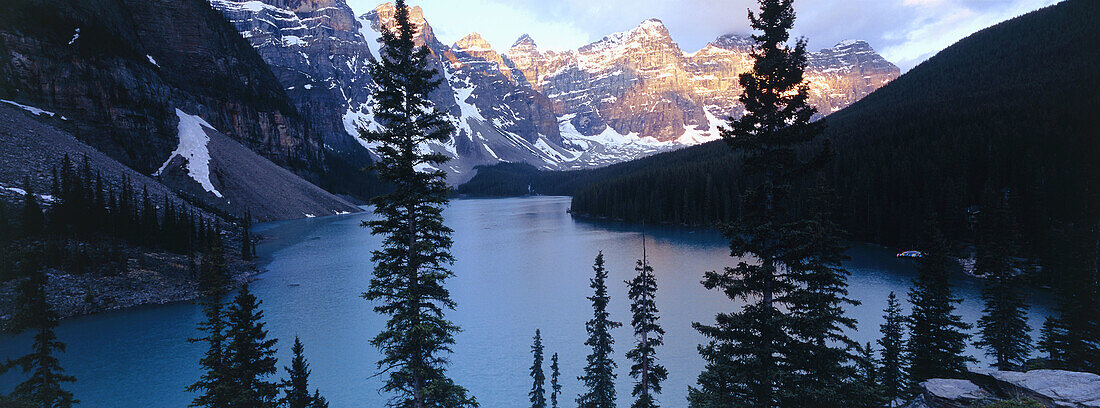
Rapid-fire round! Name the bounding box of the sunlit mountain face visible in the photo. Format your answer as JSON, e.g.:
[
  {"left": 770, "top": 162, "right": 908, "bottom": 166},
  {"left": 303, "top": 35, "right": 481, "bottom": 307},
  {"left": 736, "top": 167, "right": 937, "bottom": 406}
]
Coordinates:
[{"left": 209, "top": 1, "right": 898, "bottom": 182}]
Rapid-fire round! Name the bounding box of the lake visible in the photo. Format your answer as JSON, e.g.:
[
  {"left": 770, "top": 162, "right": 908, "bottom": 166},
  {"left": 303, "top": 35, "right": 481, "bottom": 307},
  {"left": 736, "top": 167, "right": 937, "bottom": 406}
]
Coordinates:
[{"left": 0, "top": 196, "right": 1054, "bottom": 407}]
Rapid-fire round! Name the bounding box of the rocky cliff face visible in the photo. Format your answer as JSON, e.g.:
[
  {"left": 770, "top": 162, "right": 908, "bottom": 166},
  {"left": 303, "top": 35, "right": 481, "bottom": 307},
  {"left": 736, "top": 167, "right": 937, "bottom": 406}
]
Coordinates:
[
  {"left": 505, "top": 22, "right": 901, "bottom": 143},
  {"left": 0, "top": 0, "right": 366, "bottom": 219},
  {"left": 0, "top": 0, "right": 323, "bottom": 176},
  {"left": 205, "top": 1, "right": 898, "bottom": 182},
  {"left": 208, "top": 0, "right": 374, "bottom": 153},
  {"left": 357, "top": 3, "right": 581, "bottom": 182},
  {"left": 805, "top": 39, "right": 901, "bottom": 115}
]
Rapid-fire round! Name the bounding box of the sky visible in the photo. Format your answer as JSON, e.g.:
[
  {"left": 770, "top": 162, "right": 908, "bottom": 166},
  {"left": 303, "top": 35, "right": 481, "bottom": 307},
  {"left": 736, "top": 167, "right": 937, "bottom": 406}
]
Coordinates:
[{"left": 344, "top": 0, "right": 1061, "bottom": 72}]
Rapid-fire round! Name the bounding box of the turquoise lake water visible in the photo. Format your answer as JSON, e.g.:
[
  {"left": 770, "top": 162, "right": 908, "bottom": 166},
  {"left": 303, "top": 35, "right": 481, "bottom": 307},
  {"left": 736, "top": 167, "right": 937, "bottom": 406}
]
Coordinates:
[{"left": 0, "top": 196, "right": 1053, "bottom": 407}]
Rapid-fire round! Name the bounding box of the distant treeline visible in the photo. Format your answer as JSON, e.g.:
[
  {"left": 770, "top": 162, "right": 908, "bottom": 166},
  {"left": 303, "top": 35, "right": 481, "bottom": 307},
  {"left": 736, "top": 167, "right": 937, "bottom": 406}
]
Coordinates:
[
  {"left": 0, "top": 154, "right": 226, "bottom": 280},
  {"left": 458, "top": 0, "right": 1100, "bottom": 288}
]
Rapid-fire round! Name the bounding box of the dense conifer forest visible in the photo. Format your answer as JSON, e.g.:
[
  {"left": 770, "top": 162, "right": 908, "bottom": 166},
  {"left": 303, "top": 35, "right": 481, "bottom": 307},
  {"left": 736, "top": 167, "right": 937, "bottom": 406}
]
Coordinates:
[{"left": 0, "top": 154, "right": 237, "bottom": 283}]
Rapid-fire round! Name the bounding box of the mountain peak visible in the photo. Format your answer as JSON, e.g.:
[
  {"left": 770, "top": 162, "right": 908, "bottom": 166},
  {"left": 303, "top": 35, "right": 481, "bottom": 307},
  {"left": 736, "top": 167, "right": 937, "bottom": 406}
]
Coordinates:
[
  {"left": 363, "top": 3, "right": 435, "bottom": 46},
  {"left": 512, "top": 33, "right": 536, "bottom": 49},
  {"left": 634, "top": 18, "right": 669, "bottom": 36},
  {"left": 710, "top": 33, "right": 755, "bottom": 51},
  {"left": 455, "top": 32, "right": 493, "bottom": 51},
  {"left": 836, "top": 39, "right": 867, "bottom": 47}
]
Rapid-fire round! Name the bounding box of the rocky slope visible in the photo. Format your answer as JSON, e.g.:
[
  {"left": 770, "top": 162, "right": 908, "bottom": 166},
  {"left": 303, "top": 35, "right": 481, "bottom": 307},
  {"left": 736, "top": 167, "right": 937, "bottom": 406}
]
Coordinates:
[
  {"left": 208, "top": 0, "right": 373, "bottom": 155},
  {"left": 207, "top": 1, "right": 898, "bottom": 182},
  {"left": 155, "top": 108, "right": 360, "bottom": 221},
  {"left": 0, "top": 0, "right": 365, "bottom": 219},
  {"left": 0, "top": 0, "right": 323, "bottom": 176},
  {"left": 0, "top": 92, "right": 359, "bottom": 320}
]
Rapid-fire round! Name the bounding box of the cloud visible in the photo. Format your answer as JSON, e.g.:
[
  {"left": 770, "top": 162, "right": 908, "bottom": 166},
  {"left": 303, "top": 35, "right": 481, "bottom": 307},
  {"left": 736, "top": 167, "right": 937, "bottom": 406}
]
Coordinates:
[{"left": 345, "top": 0, "right": 1061, "bottom": 71}]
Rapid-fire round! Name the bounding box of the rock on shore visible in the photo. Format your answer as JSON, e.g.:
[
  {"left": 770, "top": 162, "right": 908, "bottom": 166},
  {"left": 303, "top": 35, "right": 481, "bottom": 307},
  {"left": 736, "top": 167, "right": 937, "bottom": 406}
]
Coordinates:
[{"left": 906, "top": 369, "right": 1100, "bottom": 408}]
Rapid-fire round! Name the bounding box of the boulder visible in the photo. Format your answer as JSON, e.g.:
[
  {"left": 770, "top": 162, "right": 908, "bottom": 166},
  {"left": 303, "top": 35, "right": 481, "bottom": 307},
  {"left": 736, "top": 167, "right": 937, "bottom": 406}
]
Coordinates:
[
  {"left": 969, "top": 369, "right": 1100, "bottom": 408},
  {"left": 918, "top": 378, "right": 996, "bottom": 408}
]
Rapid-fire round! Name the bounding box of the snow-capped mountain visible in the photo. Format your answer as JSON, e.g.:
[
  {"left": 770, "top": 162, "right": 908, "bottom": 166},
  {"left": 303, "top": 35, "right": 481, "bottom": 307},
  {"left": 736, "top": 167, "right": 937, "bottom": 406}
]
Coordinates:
[
  {"left": 505, "top": 22, "right": 901, "bottom": 143},
  {"left": 209, "top": 0, "right": 375, "bottom": 154},
  {"left": 208, "top": 1, "right": 900, "bottom": 183}
]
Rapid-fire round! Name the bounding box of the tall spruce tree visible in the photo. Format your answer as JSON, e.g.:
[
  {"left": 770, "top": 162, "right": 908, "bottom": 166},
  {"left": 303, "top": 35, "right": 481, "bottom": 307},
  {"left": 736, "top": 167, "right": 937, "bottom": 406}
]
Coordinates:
[
  {"left": 530, "top": 330, "right": 547, "bottom": 408},
  {"left": 241, "top": 212, "right": 254, "bottom": 261},
  {"left": 1037, "top": 316, "right": 1061, "bottom": 364},
  {"left": 357, "top": 1, "right": 475, "bottom": 407},
  {"left": 626, "top": 234, "right": 666, "bottom": 408},
  {"left": 224, "top": 285, "right": 279, "bottom": 407},
  {"left": 878, "top": 292, "right": 906, "bottom": 407},
  {"left": 783, "top": 184, "right": 860, "bottom": 407},
  {"left": 853, "top": 343, "right": 885, "bottom": 408},
  {"left": 0, "top": 251, "right": 77, "bottom": 408},
  {"left": 188, "top": 291, "right": 232, "bottom": 408},
  {"left": 905, "top": 224, "right": 973, "bottom": 391},
  {"left": 280, "top": 336, "right": 329, "bottom": 408},
  {"left": 20, "top": 177, "right": 44, "bottom": 237},
  {"left": 689, "top": 0, "right": 831, "bottom": 405},
  {"left": 974, "top": 191, "right": 1032, "bottom": 370},
  {"left": 550, "top": 353, "right": 561, "bottom": 408},
  {"left": 200, "top": 237, "right": 229, "bottom": 292},
  {"left": 577, "top": 252, "right": 622, "bottom": 408}
]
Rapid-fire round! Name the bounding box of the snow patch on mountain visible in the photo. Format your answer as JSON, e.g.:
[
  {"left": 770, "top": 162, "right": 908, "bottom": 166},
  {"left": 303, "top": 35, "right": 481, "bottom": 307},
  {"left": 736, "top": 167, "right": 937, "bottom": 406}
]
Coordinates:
[
  {"left": 677, "top": 106, "right": 724, "bottom": 144},
  {"left": 155, "top": 109, "right": 223, "bottom": 198},
  {"left": 1, "top": 99, "right": 56, "bottom": 117},
  {"left": 0, "top": 184, "right": 56, "bottom": 203},
  {"left": 359, "top": 16, "right": 384, "bottom": 61},
  {"left": 343, "top": 106, "right": 379, "bottom": 151},
  {"left": 553, "top": 114, "right": 685, "bottom": 169}
]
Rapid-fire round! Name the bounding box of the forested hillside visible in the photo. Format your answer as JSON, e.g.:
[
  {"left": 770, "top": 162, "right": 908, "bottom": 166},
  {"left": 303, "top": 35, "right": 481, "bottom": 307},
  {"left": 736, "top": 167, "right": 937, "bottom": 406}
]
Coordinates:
[{"left": 461, "top": 0, "right": 1100, "bottom": 272}]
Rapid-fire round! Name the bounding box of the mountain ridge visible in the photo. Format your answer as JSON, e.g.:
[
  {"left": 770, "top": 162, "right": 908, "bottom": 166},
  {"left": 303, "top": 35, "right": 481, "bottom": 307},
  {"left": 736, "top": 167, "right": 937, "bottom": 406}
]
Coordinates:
[{"left": 208, "top": 1, "right": 898, "bottom": 183}]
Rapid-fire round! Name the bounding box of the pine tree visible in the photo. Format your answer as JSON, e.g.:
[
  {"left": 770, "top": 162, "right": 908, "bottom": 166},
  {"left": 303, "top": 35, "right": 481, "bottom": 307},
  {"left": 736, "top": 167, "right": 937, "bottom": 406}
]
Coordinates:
[
  {"left": 530, "top": 330, "right": 547, "bottom": 408},
  {"left": 140, "top": 186, "right": 158, "bottom": 246},
  {"left": 853, "top": 343, "right": 885, "bottom": 408},
  {"left": 690, "top": 0, "right": 824, "bottom": 406},
  {"left": 241, "top": 212, "right": 254, "bottom": 261},
  {"left": 974, "top": 191, "right": 1031, "bottom": 370},
  {"left": 224, "top": 284, "right": 279, "bottom": 407},
  {"left": 1, "top": 250, "right": 77, "bottom": 407},
  {"left": 280, "top": 336, "right": 329, "bottom": 408},
  {"left": 20, "top": 177, "right": 44, "bottom": 237},
  {"left": 188, "top": 292, "right": 232, "bottom": 408},
  {"left": 1037, "top": 316, "right": 1064, "bottom": 365},
  {"left": 905, "top": 224, "right": 973, "bottom": 391},
  {"left": 878, "top": 292, "right": 906, "bottom": 407},
  {"left": 577, "top": 252, "right": 622, "bottom": 408},
  {"left": 309, "top": 391, "right": 328, "bottom": 408},
  {"left": 357, "top": 0, "right": 475, "bottom": 407},
  {"left": 626, "top": 234, "right": 666, "bottom": 408},
  {"left": 200, "top": 236, "right": 229, "bottom": 291},
  {"left": 550, "top": 353, "right": 561, "bottom": 408},
  {"left": 783, "top": 184, "right": 860, "bottom": 408}
]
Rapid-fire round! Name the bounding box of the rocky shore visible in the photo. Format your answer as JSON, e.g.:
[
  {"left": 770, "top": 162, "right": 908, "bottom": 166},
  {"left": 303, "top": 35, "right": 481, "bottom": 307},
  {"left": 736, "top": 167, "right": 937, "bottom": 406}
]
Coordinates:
[
  {"left": 0, "top": 244, "right": 256, "bottom": 321},
  {"left": 907, "top": 368, "right": 1100, "bottom": 408}
]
